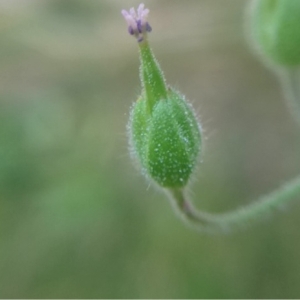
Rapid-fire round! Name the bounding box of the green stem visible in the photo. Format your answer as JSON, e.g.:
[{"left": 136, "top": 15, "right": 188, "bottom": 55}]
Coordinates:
[
  {"left": 167, "top": 175, "right": 300, "bottom": 233},
  {"left": 139, "top": 42, "right": 168, "bottom": 112},
  {"left": 279, "top": 67, "right": 300, "bottom": 125}
]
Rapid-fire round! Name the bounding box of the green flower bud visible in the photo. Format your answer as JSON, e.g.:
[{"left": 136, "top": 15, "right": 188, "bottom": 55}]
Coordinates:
[
  {"left": 129, "top": 87, "right": 201, "bottom": 188},
  {"left": 122, "top": 4, "right": 201, "bottom": 188},
  {"left": 251, "top": 0, "right": 300, "bottom": 66}
]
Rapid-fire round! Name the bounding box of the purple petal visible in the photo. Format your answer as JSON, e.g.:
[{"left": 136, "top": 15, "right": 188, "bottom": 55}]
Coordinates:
[
  {"left": 137, "top": 3, "right": 145, "bottom": 17},
  {"left": 129, "top": 7, "right": 136, "bottom": 18},
  {"left": 137, "top": 20, "right": 143, "bottom": 33},
  {"left": 146, "top": 22, "right": 152, "bottom": 32},
  {"left": 128, "top": 26, "right": 134, "bottom": 35},
  {"left": 121, "top": 9, "right": 128, "bottom": 16}
]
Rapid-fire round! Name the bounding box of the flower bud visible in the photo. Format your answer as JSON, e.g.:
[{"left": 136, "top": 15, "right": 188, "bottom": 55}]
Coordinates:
[
  {"left": 129, "top": 87, "right": 201, "bottom": 188},
  {"left": 122, "top": 4, "right": 202, "bottom": 188},
  {"left": 251, "top": 0, "right": 300, "bottom": 66}
]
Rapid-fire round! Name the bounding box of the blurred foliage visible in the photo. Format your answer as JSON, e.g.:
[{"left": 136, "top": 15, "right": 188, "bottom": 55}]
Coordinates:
[{"left": 1, "top": 0, "right": 300, "bottom": 298}]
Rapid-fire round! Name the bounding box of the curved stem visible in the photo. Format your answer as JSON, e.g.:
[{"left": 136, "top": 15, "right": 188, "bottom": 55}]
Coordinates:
[
  {"left": 167, "top": 175, "right": 300, "bottom": 233},
  {"left": 279, "top": 67, "right": 300, "bottom": 125}
]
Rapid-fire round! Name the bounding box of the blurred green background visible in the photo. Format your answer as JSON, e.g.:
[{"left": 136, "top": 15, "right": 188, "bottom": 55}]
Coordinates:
[{"left": 1, "top": 0, "right": 300, "bottom": 298}]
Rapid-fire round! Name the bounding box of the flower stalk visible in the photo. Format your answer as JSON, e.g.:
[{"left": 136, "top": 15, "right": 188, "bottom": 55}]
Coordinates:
[{"left": 168, "top": 176, "right": 300, "bottom": 233}]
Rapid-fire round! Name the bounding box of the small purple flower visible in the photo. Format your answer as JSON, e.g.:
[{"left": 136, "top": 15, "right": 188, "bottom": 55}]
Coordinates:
[{"left": 121, "top": 3, "right": 152, "bottom": 42}]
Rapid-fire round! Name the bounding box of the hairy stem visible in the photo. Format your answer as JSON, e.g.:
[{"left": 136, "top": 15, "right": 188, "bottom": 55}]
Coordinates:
[{"left": 167, "top": 175, "right": 300, "bottom": 233}]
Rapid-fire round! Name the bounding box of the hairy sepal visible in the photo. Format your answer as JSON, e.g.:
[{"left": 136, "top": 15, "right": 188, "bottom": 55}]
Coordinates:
[{"left": 129, "top": 88, "right": 201, "bottom": 188}]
